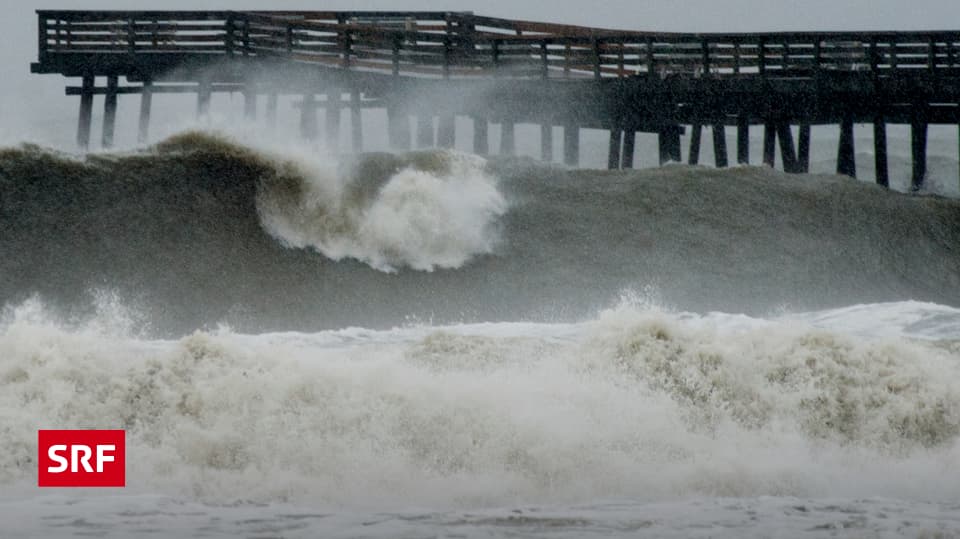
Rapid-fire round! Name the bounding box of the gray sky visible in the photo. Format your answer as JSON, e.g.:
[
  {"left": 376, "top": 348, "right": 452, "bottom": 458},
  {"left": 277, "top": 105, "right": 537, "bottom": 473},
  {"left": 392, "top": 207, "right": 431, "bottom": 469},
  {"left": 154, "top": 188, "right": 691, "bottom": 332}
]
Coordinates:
[{"left": 4, "top": 1, "right": 960, "bottom": 147}]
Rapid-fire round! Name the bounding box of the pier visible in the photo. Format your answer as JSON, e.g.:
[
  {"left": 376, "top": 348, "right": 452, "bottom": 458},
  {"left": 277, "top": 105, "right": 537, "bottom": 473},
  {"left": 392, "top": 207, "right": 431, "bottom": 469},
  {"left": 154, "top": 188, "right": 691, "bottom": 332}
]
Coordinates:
[{"left": 31, "top": 10, "right": 960, "bottom": 188}]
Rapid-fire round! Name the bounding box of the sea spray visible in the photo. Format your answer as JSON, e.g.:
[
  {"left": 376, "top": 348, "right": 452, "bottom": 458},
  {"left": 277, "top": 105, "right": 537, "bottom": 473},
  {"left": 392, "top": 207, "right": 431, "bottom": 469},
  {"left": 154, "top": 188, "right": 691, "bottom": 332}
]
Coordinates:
[
  {"left": 256, "top": 149, "right": 507, "bottom": 272},
  {"left": 2, "top": 297, "right": 959, "bottom": 508}
]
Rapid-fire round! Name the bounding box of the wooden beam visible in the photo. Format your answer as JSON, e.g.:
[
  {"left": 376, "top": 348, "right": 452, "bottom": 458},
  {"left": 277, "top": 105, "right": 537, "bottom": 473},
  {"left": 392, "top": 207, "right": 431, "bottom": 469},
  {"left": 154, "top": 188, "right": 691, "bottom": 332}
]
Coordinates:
[
  {"left": 737, "top": 115, "right": 749, "bottom": 165},
  {"left": 473, "top": 117, "right": 488, "bottom": 155},
  {"left": 244, "top": 85, "right": 257, "bottom": 120},
  {"left": 541, "top": 123, "right": 553, "bottom": 162},
  {"left": 607, "top": 127, "right": 622, "bottom": 170},
  {"left": 688, "top": 123, "right": 702, "bottom": 165},
  {"left": 325, "top": 93, "right": 341, "bottom": 150},
  {"left": 417, "top": 115, "right": 434, "bottom": 148},
  {"left": 837, "top": 115, "right": 856, "bottom": 178},
  {"left": 712, "top": 123, "right": 728, "bottom": 168},
  {"left": 300, "top": 94, "right": 317, "bottom": 140},
  {"left": 197, "top": 79, "right": 212, "bottom": 119},
  {"left": 659, "top": 126, "right": 681, "bottom": 165},
  {"left": 911, "top": 106, "right": 928, "bottom": 190},
  {"left": 350, "top": 89, "right": 362, "bottom": 152},
  {"left": 500, "top": 120, "right": 515, "bottom": 156},
  {"left": 563, "top": 122, "right": 579, "bottom": 166},
  {"left": 797, "top": 123, "right": 811, "bottom": 173},
  {"left": 387, "top": 106, "right": 410, "bottom": 150},
  {"left": 873, "top": 115, "right": 889, "bottom": 187},
  {"left": 438, "top": 114, "right": 456, "bottom": 148},
  {"left": 776, "top": 123, "right": 799, "bottom": 173},
  {"left": 621, "top": 129, "right": 635, "bottom": 169},
  {"left": 763, "top": 120, "right": 776, "bottom": 167},
  {"left": 266, "top": 92, "right": 278, "bottom": 129},
  {"left": 138, "top": 79, "right": 152, "bottom": 144},
  {"left": 102, "top": 75, "right": 118, "bottom": 149},
  {"left": 76, "top": 75, "right": 94, "bottom": 151}
]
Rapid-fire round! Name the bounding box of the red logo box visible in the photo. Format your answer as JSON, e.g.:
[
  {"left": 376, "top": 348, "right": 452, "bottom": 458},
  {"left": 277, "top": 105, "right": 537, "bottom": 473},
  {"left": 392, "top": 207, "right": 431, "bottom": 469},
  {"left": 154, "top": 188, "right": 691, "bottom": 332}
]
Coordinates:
[{"left": 38, "top": 430, "right": 125, "bottom": 487}]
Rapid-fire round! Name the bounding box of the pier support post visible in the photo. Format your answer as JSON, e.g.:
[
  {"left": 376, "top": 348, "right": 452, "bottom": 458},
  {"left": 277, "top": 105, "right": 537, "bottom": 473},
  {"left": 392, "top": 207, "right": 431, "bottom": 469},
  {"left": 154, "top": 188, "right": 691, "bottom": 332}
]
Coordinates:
[
  {"left": 621, "top": 129, "right": 636, "bottom": 169},
  {"left": 737, "top": 115, "right": 749, "bottom": 165},
  {"left": 500, "top": 120, "right": 515, "bottom": 155},
  {"left": 911, "top": 107, "right": 928, "bottom": 190},
  {"left": 76, "top": 75, "right": 94, "bottom": 151},
  {"left": 387, "top": 106, "right": 410, "bottom": 150},
  {"left": 712, "top": 123, "right": 728, "bottom": 168},
  {"left": 607, "top": 127, "right": 622, "bottom": 170},
  {"left": 873, "top": 115, "right": 889, "bottom": 187},
  {"left": 325, "top": 93, "right": 342, "bottom": 150},
  {"left": 350, "top": 90, "right": 363, "bottom": 152},
  {"left": 244, "top": 85, "right": 257, "bottom": 120},
  {"left": 473, "top": 117, "right": 488, "bottom": 155},
  {"left": 837, "top": 115, "right": 856, "bottom": 178},
  {"left": 688, "top": 124, "right": 702, "bottom": 165},
  {"left": 266, "top": 92, "right": 278, "bottom": 129},
  {"left": 658, "top": 127, "right": 681, "bottom": 165},
  {"left": 101, "top": 75, "right": 118, "bottom": 149},
  {"left": 763, "top": 121, "right": 776, "bottom": 167},
  {"left": 197, "top": 79, "right": 212, "bottom": 119},
  {"left": 138, "top": 78, "right": 153, "bottom": 144},
  {"left": 438, "top": 114, "right": 456, "bottom": 149},
  {"left": 798, "top": 123, "right": 811, "bottom": 173},
  {"left": 776, "top": 123, "right": 799, "bottom": 173},
  {"left": 300, "top": 94, "right": 317, "bottom": 140},
  {"left": 563, "top": 123, "right": 579, "bottom": 166},
  {"left": 416, "top": 115, "right": 434, "bottom": 148},
  {"left": 540, "top": 123, "right": 553, "bottom": 162}
]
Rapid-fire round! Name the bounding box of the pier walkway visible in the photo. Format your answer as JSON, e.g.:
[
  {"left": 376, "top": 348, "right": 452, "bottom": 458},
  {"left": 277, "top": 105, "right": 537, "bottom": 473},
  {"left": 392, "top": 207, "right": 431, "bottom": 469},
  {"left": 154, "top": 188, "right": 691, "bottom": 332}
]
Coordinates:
[{"left": 31, "top": 10, "right": 960, "bottom": 188}]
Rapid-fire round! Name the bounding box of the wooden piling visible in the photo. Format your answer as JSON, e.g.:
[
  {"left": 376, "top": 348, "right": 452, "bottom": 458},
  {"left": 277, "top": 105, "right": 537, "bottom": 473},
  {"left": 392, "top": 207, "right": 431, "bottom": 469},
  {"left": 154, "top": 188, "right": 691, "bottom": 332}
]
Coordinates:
[
  {"left": 266, "top": 92, "right": 278, "bottom": 129},
  {"left": 197, "top": 79, "right": 212, "bottom": 119},
  {"left": 607, "top": 127, "right": 622, "bottom": 170},
  {"left": 736, "top": 115, "right": 749, "bottom": 165},
  {"left": 500, "top": 120, "right": 515, "bottom": 155},
  {"left": 300, "top": 94, "right": 317, "bottom": 140},
  {"left": 137, "top": 78, "right": 152, "bottom": 144},
  {"left": 763, "top": 121, "right": 776, "bottom": 167},
  {"left": 776, "top": 123, "right": 799, "bottom": 173},
  {"left": 438, "top": 114, "right": 455, "bottom": 148},
  {"left": 244, "top": 85, "right": 257, "bottom": 120},
  {"left": 325, "top": 93, "right": 341, "bottom": 150},
  {"left": 417, "top": 115, "right": 434, "bottom": 148},
  {"left": 911, "top": 107, "right": 928, "bottom": 190},
  {"left": 621, "top": 129, "right": 636, "bottom": 169},
  {"left": 873, "top": 115, "right": 889, "bottom": 187},
  {"left": 540, "top": 123, "right": 553, "bottom": 162},
  {"left": 473, "top": 117, "right": 488, "bottom": 155},
  {"left": 688, "top": 124, "right": 702, "bottom": 165},
  {"left": 101, "top": 75, "right": 118, "bottom": 149},
  {"left": 76, "top": 75, "right": 94, "bottom": 150},
  {"left": 837, "top": 115, "right": 856, "bottom": 177},
  {"left": 350, "top": 89, "right": 362, "bottom": 152},
  {"left": 658, "top": 126, "right": 681, "bottom": 165},
  {"left": 387, "top": 106, "right": 410, "bottom": 150},
  {"left": 563, "top": 122, "right": 579, "bottom": 166},
  {"left": 797, "top": 123, "right": 811, "bottom": 173},
  {"left": 712, "top": 123, "right": 728, "bottom": 168}
]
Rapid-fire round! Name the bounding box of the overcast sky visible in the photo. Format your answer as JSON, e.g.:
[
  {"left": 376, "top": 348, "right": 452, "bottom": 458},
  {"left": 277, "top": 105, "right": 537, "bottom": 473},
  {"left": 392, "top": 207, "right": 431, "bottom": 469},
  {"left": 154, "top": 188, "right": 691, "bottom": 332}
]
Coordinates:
[{"left": 4, "top": 1, "right": 960, "bottom": 147}]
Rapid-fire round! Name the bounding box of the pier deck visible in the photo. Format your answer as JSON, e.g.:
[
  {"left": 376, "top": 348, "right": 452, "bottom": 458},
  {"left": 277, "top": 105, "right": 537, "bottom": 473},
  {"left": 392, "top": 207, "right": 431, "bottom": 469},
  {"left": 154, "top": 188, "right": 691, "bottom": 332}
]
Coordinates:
[{"left": 31, "top": 10, "right": 960, "bottom": 188}]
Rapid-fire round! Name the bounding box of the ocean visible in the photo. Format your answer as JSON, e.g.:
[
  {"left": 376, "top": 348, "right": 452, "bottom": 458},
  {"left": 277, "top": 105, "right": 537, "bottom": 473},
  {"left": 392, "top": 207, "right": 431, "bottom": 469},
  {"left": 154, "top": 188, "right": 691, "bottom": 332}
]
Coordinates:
[{"left": 1, "top": 130, "right": 959, "bottom": 538}]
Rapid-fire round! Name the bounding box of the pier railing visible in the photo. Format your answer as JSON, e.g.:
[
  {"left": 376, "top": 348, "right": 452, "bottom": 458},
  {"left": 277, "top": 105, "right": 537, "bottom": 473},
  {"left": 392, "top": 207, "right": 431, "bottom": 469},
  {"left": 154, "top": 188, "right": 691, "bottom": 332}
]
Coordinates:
[{"left": 37, "top": 10, "right": 960, "bottom": 79}]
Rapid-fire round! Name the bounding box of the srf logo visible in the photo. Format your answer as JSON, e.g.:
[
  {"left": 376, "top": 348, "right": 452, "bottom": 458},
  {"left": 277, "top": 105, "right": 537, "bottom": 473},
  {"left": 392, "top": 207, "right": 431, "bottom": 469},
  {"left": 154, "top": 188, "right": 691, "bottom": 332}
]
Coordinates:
[{"left": 38, "top": 430, "right": 125, "bottom": 487}]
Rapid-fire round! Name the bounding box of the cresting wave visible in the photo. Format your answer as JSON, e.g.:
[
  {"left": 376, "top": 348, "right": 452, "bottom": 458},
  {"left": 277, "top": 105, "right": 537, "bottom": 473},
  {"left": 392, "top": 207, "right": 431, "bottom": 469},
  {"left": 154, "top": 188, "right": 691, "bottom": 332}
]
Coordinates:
[
  {"left": 1, "top": 131, "right": 959, "bottom": 334},
  {"left": 256, "top": 144, "right": 506, "bottom": 272},
  {"left": 1, "top": 297, "right": 958, "bottom": 508}
]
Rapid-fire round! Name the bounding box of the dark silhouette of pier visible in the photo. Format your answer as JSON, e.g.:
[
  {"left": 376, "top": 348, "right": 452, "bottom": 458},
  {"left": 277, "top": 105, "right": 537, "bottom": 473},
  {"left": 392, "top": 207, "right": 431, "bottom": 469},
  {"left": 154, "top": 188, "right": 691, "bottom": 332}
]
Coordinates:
[{"left": 31, "top": 10, "right": 960, "bottom": 189}]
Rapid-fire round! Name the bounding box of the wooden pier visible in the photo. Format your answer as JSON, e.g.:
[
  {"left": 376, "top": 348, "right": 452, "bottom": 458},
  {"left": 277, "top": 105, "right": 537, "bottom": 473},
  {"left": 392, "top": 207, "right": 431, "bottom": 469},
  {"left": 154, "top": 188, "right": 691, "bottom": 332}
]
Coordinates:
[{"left": 30, "top": 10, "right": 960, "bottom": 188}]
